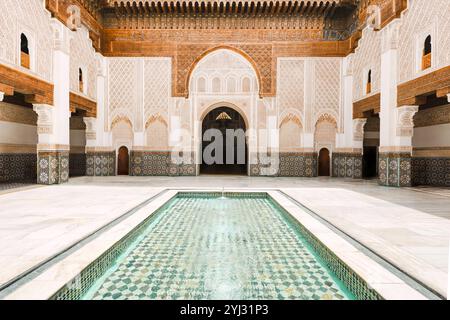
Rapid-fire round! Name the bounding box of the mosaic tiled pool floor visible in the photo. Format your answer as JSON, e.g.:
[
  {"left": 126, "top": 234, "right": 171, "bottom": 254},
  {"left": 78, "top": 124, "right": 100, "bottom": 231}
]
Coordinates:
[{"left": 83, "top": 195, "right": 355, "bottom": 300}]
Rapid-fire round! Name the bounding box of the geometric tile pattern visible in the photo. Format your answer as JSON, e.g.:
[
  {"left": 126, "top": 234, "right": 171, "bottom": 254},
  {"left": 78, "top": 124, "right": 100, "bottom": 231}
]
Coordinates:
[
  {"left": 249, "top": 153, "right": 281, "bottom": 177},
  {"left": 84, "top": 195, "right": 353, "bottom": 300},
  {"left": 0, "top": 153, "right": 36, "bottom": 183},
  {"left": 378, "top": 153, "right": 412, "bottom": 187},
  {"left": 86, "top": 152, "right": 115, "bottom": 176},
  {"left": 412, "top": 157, "right": 450, "bottom": 187},
  {"left": 37, "top": 151, "right": 69, "bottom": 185},
  {"left": 130, "top": 151, "right": 196, "bottom": 176},
  {"left": 332, "top": 153, "right": 363, "bottom": 179},
  {"left": 279, "top": 152, "right": 318, "bottom": 177}
]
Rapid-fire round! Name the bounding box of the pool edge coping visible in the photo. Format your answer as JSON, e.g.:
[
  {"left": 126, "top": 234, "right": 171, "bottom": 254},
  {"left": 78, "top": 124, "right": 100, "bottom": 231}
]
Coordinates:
[{"left": 2, "top": 189, "right": 430, "bottom": 300}]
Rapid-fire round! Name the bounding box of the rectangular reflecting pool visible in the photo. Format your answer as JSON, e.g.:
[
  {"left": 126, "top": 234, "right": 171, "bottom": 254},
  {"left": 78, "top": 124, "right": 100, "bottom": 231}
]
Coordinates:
[{"left": 53, "top": 193, "right": 381, "bottom": 300}]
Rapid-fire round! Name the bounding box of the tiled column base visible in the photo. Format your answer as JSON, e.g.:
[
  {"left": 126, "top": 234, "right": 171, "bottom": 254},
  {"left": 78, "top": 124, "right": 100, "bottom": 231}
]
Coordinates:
[
  {"left": 412, "top": 157, "right": 450, "bottom": 187},
  {"left": 278, "top": 152, "right": 317, "bottom": 177},
  {"left": 86, "top": 152, "right": 116, "bottom": 176},
  {"left": 130, "top": 151, "right": 196, "bottom": 176},
  {"left": 332, "top": 153, "right": 363, "bottom": 179},
  {"left": 37, "top": 151, "right": 69, "bottom": 185},
  {"left": 0, "top": 153, "right": 37, "bottom": 183},
  {"left": 378, "top": 153, "right": 412, "bottom": 187}
]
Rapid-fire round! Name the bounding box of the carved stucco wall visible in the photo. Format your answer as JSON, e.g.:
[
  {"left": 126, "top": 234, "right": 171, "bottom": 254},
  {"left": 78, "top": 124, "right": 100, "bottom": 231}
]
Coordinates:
[
  {"left": 108, "top": 58, "right": 139, "bottom": 130},
  {"left": 144, "top": 59, "right": 171, "bottom": 125},
  {"left": 398, "top": 0, "right": 450, "bottom": 84},
  {"left": 0, "top": 0, "right": 53, "bottom": 81},
  {"left": 70, "top": 26, "right": 97, "bottom": 100},
  {"left": 277, "top": 58, "right": 341, "bottom": 139},
  {"left": 108, "top": 57, "right": 172, "bottom": 146},
  {"left": 313, "top": 59, "right": 341, "bottom": 123},
  {"left": 277, "top": 59, "right": 304, "bottom": 115},
  {"left": 352, "top": 27, "right": 381, "bottom": 101},
  {"left": 189, "top": 50, "right": 258, "bottom": 96}
]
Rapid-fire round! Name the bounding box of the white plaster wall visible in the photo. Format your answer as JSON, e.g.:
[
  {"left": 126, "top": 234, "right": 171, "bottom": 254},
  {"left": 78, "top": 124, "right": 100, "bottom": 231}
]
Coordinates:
[
  {"left": 0, "top": 121, "right": 37, "bottom": 145},
  {"left": 413, "top": 123, "right": 450, "bottom": 147}
]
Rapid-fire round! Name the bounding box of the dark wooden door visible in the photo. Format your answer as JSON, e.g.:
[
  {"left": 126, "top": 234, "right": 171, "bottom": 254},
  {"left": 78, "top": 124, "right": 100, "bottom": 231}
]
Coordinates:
[
  {"left": 117, "top": 146, "right": 129, "bottom": 175},
  {"left": 363, "top": 146, "right": 378, "bottom": 178},
  {"left": 318, "top": 148, "right": 330, "bottom": 176}
]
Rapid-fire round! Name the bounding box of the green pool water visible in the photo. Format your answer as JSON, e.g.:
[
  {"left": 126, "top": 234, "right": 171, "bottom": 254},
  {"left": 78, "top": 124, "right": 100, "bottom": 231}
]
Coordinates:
[{"left": 82, "top": 194, "right": 355, "bottom": 300}]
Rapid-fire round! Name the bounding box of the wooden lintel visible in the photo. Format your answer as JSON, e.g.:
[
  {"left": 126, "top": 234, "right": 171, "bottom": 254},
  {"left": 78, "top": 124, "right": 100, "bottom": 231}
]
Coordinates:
[
  {"left": 25, "top": 94, "right": 50, "bottom": 105},
  {"left": 70, "top": 92, "right": 97, "bottom": 117},
  {"left": 436, "top": 86, "right": 450, "bottom": 98},
  {"left": 0, "top": 63, "right": 54, "bottom": 105},
  {"left": 353, "top": 93, "right": 381, "bottom": 119},
  {"left": 0, "top": 83, "right": 14, "bottom": 96},
  {"left": 398, "top": 65, "right": 450, "bottom": 107}
]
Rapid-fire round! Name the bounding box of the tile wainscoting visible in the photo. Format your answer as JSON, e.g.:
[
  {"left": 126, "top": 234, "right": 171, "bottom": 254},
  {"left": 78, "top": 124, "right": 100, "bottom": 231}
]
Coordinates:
[
  {"left": 0, "top": 153, "right": 36, "bottom": 183},
  {"left": 278, "top": 152, "right": 318, "bottom": 177},
  {"left": 332, "top": 153, "right": 363, "bottom": 179},
  {"left": 412, "top": 157, "right": 450, "bottom": 187},
  {"left": 378, "top": 153, "right": 412, "bottom": 187},
  {"left": 86, "top": 152, "right": 116, "bottom": 176},
  {"left": 130, "top": 151, "right": 196, "bottom": 176},
  {"left": 37, "top": 151, "right": 69, "bottom": 185}
]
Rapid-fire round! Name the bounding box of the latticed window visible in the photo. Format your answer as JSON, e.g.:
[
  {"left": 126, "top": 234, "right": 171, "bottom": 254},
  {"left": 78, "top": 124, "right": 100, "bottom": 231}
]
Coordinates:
[{"left": 422, "top": 35, "right": 432, "bottom": 70}]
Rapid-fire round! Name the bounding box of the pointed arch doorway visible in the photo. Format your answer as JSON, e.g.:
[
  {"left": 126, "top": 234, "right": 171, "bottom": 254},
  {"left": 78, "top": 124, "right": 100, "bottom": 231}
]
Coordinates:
[{"left": 117, "top": 146, "right": 129, "bottom": 175}]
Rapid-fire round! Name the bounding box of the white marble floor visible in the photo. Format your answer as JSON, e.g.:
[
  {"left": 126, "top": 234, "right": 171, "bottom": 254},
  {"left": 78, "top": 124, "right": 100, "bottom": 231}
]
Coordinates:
[{"left": 0, "top": 175, "right": 449, "bottom": 298}]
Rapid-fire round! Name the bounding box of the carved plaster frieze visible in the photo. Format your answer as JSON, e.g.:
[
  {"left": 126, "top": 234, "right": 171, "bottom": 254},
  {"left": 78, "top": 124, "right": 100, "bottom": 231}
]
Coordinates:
[
  {"left": 396, "top": 105, "right": 419, "bottom": 137},
  {"left": 33, "top": 104, "right": 54, "bottom": 134},
  {"left": 83, "top": 117, "right": 97, "bottom": 140},
  {"left": 51, "top": 19, "right": 72, "bottom": 54},
  {"left": 381, "top": 19, "right": 402, "bottom": 53},
  {"left": 367, "top": 5, "right": 381, "bottom": 31},
  {"left": 353, "top": 118, "right": 368, "bottom": 141}
]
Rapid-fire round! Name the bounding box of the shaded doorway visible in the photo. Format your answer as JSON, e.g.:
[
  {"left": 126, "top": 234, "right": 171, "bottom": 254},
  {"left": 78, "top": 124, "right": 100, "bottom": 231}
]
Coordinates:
[
  {"left": 318, "top": 148, "right": 330, "bottom": 176},
  {"left": 117, "top": 146, "right": 129, "bottom": 175},
  {"left": 201, "top": 107, "right": 247, "bottom": 175},
  {"left": 363, "top": 147, "right": 378, "bottom": 178},
  {"left": 362, "top": 113, "right": 380, "bottom": 179}
]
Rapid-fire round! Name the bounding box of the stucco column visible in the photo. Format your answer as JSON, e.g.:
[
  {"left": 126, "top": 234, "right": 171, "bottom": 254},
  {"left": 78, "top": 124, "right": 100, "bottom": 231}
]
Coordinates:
[
  {"left": 33, "top": 20, "right": 72, "bottom": 185},
  {"left": 0, "top": 92, "right": 4, "bottom": 102},
  {"left": 379, "top": 19, "right": 419, "bottom": 187}
]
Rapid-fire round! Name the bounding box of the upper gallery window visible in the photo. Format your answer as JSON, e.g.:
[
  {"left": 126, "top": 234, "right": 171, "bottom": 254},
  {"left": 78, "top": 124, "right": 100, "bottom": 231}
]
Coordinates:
[
  {"left": 422, "top": 35, "right": 432, "bottom": 70},
  {"left": 366, "top": 70, "right": 372, "bottom": 94},
  {"left": 79, "top": 68, "right": 84, "bottom": 93},
  {"left": 20, "top": 33, "right": 30, "bottom": 69}
]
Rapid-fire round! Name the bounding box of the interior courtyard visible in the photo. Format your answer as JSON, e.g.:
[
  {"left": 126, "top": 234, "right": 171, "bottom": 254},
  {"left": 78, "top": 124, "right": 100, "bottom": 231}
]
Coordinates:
[{"left": 0, "top": 0, "right": 449, "bottom": 301}]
